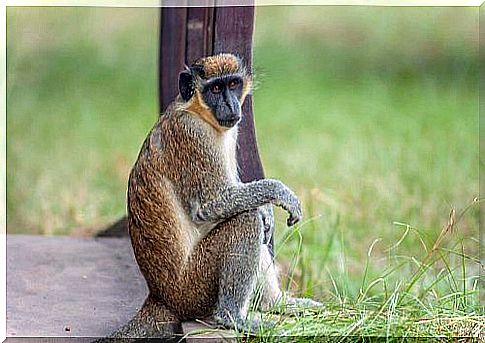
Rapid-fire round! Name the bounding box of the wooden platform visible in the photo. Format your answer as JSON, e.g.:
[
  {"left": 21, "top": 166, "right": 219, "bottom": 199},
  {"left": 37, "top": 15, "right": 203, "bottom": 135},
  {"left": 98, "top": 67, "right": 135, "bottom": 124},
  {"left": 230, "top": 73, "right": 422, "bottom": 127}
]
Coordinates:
[
  {"left": 7, "top": 235, "right": 147, "bottom": 337},
  {"left": 6, "top": 234, "right": 233, "bottom": 342}
]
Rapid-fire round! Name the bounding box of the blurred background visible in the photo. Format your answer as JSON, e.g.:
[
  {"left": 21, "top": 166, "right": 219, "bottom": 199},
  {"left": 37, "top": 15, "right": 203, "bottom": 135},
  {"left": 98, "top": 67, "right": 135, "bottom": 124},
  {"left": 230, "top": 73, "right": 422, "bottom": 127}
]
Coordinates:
[{"left": 7, "top": 6, "right": 479, "bottom": 305}]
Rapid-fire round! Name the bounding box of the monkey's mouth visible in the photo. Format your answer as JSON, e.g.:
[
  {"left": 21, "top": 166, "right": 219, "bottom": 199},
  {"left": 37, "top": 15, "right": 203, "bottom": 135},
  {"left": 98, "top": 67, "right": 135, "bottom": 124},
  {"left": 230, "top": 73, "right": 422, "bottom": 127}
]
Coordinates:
[{"left": 218, "top": 117, "right": 240, "bottom": 128}]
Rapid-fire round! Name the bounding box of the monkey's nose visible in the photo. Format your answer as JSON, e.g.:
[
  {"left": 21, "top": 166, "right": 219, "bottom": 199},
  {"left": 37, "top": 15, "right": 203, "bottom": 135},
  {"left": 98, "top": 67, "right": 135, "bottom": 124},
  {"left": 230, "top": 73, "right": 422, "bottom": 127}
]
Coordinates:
[
  {"left": 224, "top": 93, "right": 239, "bottom": 114},
  {"left": 219, "top": 114, "right": 240, "bottom": 128}
]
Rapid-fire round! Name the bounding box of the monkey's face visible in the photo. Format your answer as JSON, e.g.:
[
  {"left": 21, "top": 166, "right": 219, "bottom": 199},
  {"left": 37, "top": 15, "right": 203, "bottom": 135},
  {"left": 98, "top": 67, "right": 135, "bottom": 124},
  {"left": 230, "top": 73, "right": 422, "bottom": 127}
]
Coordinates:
[
  {"left": 200, "top": 75, "right": 243, "bottom": 128},
  {"left": 178, "top": 53, "right": 252, "bottom": 132}
]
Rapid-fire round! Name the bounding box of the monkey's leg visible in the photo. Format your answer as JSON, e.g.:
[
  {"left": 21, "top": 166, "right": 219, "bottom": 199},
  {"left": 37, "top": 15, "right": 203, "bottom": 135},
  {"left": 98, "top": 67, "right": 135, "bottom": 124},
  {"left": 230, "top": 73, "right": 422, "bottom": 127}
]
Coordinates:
[
  {"left": 209, "top": 210, "right": 270, "bottom": 332},
  {"left": 257, "top": 244, "right": 322, "bottom": 314},
  {"left": 257, "top": 243, "right": 284, "bottom": 312},
  {"left": 139, "top": 209, "right": 270, "bottom": 333},
  {"left": 161, "top": 209, "right": 263, "bottom": 330}
]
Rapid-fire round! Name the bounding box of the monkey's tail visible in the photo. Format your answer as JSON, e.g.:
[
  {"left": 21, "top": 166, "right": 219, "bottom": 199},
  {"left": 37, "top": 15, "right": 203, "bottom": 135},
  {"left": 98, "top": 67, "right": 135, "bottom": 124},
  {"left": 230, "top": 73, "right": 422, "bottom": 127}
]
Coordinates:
[{"left": 92, "top": 295, "right": 182, "bottom": 343}]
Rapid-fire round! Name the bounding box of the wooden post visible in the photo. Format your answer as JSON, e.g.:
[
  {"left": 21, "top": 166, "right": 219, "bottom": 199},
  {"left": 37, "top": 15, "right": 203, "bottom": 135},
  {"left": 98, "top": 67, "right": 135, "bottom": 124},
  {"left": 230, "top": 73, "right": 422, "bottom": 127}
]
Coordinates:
[
  {"left": 99, "top": 3, "right": 271, "bottom": 252},
  {"left": 159, "top": 6, "right": 188, "bottom": 110}
]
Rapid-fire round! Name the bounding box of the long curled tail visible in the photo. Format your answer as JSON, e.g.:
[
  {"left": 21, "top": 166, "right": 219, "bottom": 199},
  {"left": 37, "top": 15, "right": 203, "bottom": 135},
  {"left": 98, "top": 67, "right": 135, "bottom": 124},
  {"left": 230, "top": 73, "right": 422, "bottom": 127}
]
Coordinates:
[{"left": 93, "top": 295, "right": 181, "bottom": 343}]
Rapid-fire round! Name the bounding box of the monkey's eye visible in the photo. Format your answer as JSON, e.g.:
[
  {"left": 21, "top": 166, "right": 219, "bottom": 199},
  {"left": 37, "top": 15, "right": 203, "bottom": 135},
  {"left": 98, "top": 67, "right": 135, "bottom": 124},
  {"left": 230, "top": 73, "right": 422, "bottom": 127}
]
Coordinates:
[
  {"left": 228, "top": 79, "right": 240, "bottom": 90},
  {"left": 210, "top": 84, "right": 222, "bottom": 94}
]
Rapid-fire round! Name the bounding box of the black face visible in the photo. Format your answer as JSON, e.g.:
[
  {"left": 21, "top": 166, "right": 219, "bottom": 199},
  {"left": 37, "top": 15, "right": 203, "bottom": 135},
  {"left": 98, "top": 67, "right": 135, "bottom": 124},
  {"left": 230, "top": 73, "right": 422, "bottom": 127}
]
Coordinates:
[{"left": 202, "top": 75, "right": 244, "bottom": 128}]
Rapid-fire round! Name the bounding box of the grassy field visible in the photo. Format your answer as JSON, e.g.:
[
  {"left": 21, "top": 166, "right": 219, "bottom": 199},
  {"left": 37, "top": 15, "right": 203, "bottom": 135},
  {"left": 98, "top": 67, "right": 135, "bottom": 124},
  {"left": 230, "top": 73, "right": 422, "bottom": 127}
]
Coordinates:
[{"left": 7, "top": 6, "right": 483, "bottom": 338}]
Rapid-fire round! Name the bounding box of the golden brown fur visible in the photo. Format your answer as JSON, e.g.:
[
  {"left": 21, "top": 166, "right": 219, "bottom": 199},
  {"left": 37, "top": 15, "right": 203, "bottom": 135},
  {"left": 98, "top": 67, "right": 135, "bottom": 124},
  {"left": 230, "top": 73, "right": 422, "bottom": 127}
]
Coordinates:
[{"left": 193, "top": 53, "right": 241, "bottom": 78}]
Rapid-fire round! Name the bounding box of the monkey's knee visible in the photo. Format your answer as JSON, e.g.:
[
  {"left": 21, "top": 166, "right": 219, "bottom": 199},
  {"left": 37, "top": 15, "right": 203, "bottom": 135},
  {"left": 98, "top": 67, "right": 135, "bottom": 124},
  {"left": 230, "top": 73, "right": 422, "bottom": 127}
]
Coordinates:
[{"left": 223, "top": 211, "right": 264, "bottom": 268}]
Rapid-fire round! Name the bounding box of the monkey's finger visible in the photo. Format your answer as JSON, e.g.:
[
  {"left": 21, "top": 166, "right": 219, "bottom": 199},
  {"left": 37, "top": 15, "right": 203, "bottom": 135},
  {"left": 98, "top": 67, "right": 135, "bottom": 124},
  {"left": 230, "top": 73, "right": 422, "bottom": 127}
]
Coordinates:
[{"left": 287, "top": 214, "right": 301, "bottom": 227}]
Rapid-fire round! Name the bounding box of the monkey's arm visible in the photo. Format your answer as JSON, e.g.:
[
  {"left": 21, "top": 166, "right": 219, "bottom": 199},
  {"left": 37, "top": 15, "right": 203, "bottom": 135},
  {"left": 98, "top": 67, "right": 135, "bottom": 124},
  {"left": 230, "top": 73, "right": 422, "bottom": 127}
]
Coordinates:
[{"left": 195, "top": 179, "right": 302, "bottom": 226}]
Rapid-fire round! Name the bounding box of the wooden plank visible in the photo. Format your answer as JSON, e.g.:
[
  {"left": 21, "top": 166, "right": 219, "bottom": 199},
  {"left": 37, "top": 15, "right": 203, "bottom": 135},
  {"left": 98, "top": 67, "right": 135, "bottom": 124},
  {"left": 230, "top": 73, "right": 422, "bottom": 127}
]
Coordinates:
[
  {"left": 159, "top": 6, "right": 188, "bottom": 112},
  {"left": 7, "top": 235, "right": 147, "bottom": 337},
  {"left": 186, "top": 4, "right": 215, "bottom": 65},
  {"left": 213, "top": 5, "right": 254, "bottom": 64},
  {"left": 8, "top": 235, "right": 281, "bottom": 339}
]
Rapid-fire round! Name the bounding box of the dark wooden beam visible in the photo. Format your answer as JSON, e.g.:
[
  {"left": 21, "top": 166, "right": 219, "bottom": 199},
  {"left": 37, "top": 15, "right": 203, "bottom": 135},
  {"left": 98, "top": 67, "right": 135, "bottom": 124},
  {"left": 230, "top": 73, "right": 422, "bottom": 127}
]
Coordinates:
[
  {"left": 159, "top": 6, "right": 187, "bottom": 112},
  {"left": 186, "top": 5, "right": 215, "bottom": 65}
]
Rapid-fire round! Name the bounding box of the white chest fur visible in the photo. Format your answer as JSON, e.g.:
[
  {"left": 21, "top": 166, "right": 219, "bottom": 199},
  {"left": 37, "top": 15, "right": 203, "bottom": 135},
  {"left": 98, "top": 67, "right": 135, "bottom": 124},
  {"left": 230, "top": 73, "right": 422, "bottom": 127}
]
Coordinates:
[{"left": 219, "top": 127, "right": 239, "bottom": 184}]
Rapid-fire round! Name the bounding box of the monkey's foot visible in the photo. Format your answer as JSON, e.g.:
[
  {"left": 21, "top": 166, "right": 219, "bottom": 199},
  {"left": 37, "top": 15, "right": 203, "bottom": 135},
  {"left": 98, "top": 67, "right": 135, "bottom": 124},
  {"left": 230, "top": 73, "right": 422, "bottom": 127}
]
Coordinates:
[
  {"left": 286, "top": 297, "right": 323, "bottom": 308},
  {"left": 269, "top": 296, "right": 323, "bottom": 315},
  {"left": 213, "top": 312, "right": 276, "bottom": 335}
]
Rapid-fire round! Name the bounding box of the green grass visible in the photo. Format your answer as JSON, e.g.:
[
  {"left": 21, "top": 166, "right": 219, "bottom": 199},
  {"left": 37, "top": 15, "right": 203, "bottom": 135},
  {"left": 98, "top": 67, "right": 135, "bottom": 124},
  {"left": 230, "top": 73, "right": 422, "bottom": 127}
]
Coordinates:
[
  {"left": 6, "top": 6, "right": 482, "bottom": 338},
  {"left": 7, "top": 7, "right": 158, "bottom": 234}
]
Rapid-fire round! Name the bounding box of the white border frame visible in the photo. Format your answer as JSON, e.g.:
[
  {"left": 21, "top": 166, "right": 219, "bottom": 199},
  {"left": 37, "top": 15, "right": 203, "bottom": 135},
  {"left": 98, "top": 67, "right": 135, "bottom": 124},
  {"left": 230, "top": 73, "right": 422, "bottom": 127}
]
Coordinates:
[{"left": 1, "top": 1, "right": 482, "bottom": 341}]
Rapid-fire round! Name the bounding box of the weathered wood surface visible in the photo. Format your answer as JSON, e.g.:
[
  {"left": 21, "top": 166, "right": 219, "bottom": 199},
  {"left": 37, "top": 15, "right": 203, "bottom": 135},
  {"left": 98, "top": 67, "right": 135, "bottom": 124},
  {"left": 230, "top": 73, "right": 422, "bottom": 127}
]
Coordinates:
[
  {"left": 185, "top": 4, "right": 215, "bottom": 71},
  {"left": 6, "top": 235, "right": 147, "bottom": 337},
  {"left": 159, "top": 6, "right": 187, "bottom": 111},
  {"left": 6, "top": 235, "right": 236, "bottom": 340}
]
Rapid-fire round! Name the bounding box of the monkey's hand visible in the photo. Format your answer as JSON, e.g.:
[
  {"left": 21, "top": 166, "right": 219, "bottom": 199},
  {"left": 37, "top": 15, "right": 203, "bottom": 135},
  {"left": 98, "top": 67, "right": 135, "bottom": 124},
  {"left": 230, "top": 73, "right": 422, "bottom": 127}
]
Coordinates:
[
  {"left": 269, "top": 180, "right": 303, "bottom": 226},
  {"left": 190, "top": 198, "right": 221, "bottom": 225},
  {"left": 196, "top": 179, "right": 302, "bottom": 227}
]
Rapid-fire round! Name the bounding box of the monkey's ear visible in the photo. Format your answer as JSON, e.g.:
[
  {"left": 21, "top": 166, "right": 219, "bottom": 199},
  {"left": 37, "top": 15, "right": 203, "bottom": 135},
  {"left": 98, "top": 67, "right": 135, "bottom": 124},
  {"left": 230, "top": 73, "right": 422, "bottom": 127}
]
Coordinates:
[{"left": 179, "top": 70, "right": 195, "bottom": 102}]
